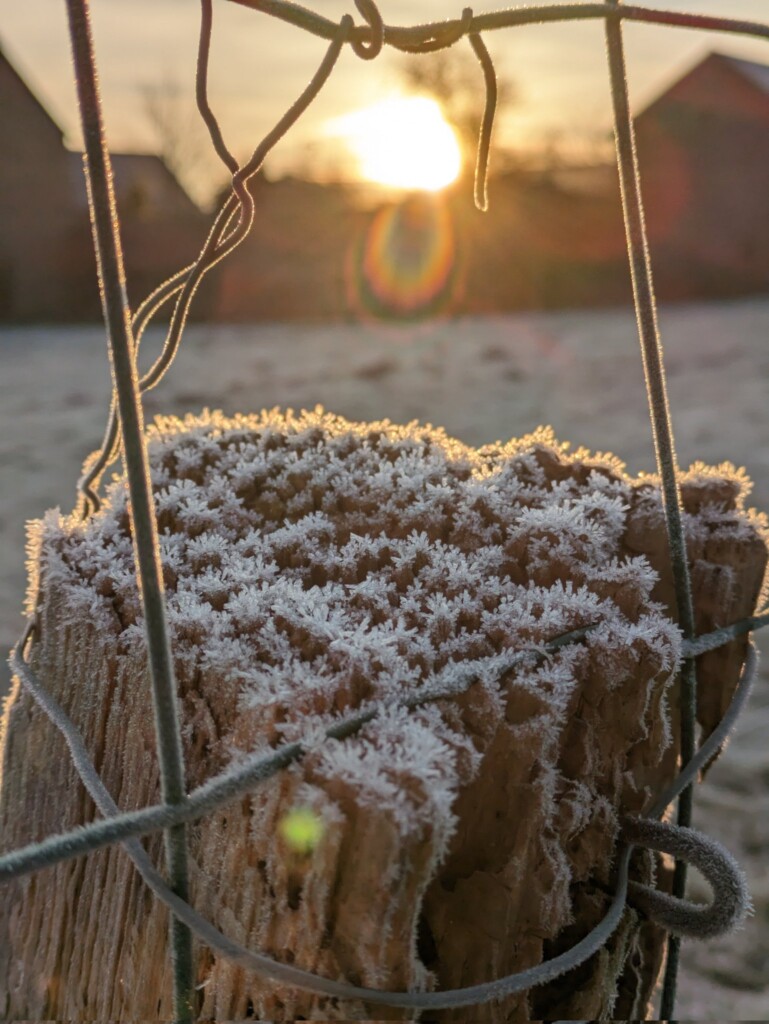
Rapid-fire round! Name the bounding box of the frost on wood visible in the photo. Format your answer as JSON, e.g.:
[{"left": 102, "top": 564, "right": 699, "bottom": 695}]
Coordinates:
[{"left": 1, "top": 408, "right": 766, "bottom": 1022}]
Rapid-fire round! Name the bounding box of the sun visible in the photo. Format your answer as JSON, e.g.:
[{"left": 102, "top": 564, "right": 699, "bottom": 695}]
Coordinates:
[{"left": 327, "top": 96, "right": 462, "bottom": 192}]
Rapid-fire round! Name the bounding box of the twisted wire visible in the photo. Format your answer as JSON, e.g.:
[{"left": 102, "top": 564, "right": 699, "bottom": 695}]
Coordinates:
[
  {"left": 75, "top": 10, "right": 351, "bottom": 517},
  {"left": 393, "top": 6, "right": 473, "bottom": 53},
  {"left": 226, "top": 0, "right": 769, "bottom": 47},
  {"left": 350, "top": 0, "right": 384, "bottom": 60}
]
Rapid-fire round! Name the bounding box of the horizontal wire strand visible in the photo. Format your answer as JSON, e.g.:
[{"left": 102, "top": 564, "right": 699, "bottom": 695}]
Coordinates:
[
  {"left": 1, "top": 624, "right": 761, "bottom": 885},
  {"left": 225, "top": 0, "right": 769, "bottom": 48},
  {"left": 0, "top": 633, "right": 757, "bottom": 1007},
  {"left": 2, "top": 623, "right": 597, "bottom": 879}
]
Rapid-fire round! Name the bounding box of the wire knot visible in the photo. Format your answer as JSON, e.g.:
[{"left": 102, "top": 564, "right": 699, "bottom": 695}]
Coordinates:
[
  {"left": 351, "top": 0, "right": 384, "bottom": 60},
  {"left": 621, "top": 816, "right": 751, "bottom": 940},
  {"left": 395, "top": 7, "right": 473, "bottom": 54}
]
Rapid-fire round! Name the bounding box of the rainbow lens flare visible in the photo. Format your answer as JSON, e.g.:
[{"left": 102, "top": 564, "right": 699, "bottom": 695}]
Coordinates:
[{"left": 347, "top": 194, "right": 460, "bottom": 320}]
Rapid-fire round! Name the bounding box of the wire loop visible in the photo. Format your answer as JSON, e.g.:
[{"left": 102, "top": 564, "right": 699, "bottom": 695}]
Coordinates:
[
  {"left": 350, "top": 0, "right": 384, "bottom": 59},
  {"left": 621, "top": 817, "right": 750, "bottom": 940}
]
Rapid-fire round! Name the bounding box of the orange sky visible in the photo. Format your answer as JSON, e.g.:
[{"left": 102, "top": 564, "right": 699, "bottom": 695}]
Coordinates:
[{"left": 3, "top": 0, "right": 769, "bottom": 201}]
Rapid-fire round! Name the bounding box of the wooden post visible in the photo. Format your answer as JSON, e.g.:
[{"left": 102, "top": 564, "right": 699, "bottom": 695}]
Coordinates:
[{"left": 1, "top": 411, "right": 765, "bottom": 1021}]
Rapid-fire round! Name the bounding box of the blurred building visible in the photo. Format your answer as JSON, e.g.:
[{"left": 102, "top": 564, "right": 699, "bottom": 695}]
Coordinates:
[
  {"left": 0, "top": 42, "right": 205, "bottom": 322},
  {"left": 0, "top": 44, "right": 75, "bottom": 319},
  {"left": 4, "top": 39, "right": 769, "bottom": 323},
  {"left": 636, "top": 51, "right": 769, "bottom": 299}
]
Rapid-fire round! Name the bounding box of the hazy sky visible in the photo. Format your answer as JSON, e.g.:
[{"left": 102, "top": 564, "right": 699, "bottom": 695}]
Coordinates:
[{"left": 3, "top": 0, "right": 769, "bottom": 193}]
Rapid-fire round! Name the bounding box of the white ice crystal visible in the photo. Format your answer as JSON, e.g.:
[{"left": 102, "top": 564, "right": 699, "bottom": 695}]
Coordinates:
[{"left": 27, "top": 408, "right": 694, "bottom": 856}]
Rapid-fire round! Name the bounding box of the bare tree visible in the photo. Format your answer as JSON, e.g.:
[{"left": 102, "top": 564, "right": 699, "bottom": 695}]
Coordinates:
[{"left": 143, "top": 77, "right": 222, "bottom": 207}]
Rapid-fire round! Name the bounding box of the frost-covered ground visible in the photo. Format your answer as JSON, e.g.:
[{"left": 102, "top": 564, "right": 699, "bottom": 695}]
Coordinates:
[{"left": 1, "top": 299, "right": 768, "bottom": 1018}]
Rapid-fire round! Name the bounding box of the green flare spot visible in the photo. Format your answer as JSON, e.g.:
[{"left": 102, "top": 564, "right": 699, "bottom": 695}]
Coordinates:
[{"left": 279, "top": 807, "right": 324, "bottom": 854}]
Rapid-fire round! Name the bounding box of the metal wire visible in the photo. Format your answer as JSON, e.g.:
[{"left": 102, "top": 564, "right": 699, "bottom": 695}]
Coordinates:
[
  {"left": 76, "top": 8, "right": 351, "bottom": 518},
  {"left": 682, "top": 610, "right": 769, "bottom": 658},
  {"left": 468, "top": 21, "right": 497, "bottom": 212},
  {"left": 2, "top": 625, "right": 757, "bottom": 1010},
  {"left": 602, "top": 2, "right": 698, "bottom": 1014},
  {"left": 63, "top": 2, "right": 194, "bottom": 1016},
  {"left": 4, "top": 616, "right": 764, "bottom": 885},
  {"left": 226, "top": 0, "right": 769, "bottom": 47},
  {"left": 1, "top": 623, "right": 598, "bottom": 880},
  {"left": 350, "top": 0, "right": 385, "bottom": 59},
  {"left": 74, "top": 0, "right": 769, "bottom": 518},
  {"left": 5, "top": 0, "right": 769, "bottom": 1019}
]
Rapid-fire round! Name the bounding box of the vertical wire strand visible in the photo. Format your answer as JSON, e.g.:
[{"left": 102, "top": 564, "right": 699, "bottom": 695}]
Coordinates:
[
  {"left": 197, "top": 0, "right": 240, "bottom": 173},
  {"left": 63, "top": 2, "right": 194, "bottom": 1019},
  {"left": 603, "top": 2, "right": 698, "bottom": 1018},
  {"left": 468, "top": 21, "right": 497, "bottom": 212}
]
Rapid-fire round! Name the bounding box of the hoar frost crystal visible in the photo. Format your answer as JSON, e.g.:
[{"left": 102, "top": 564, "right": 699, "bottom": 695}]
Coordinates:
[{"left": 3, "top": 407, "right": 767, "bottom": 1021}]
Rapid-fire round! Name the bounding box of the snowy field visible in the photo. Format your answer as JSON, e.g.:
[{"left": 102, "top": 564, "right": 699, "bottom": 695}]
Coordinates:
[{"left": 1, "top": 299, "right": 769, "bottom": 1017}]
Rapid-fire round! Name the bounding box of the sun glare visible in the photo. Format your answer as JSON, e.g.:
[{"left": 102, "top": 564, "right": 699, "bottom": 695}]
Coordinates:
[{"left": 328, "top": 96, "right": 462, "bottom": 192}]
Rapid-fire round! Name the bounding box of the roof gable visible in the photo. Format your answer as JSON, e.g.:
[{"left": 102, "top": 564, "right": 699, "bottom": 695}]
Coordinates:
[
  {"left": 0, "top": 42, "right": 65, "bottom": 143},
  {"left": 720, "top": 54, "right": 769, "bottom": 96},
  {"left": 636, "top": 50, "right": 769, "bottom": 125},
  {"left": 68, "top": 150, "right": 201, "bottom": 217}
]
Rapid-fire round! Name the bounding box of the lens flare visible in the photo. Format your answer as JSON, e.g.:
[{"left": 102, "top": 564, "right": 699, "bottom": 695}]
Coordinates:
[
  {"left": 347, "top": 194, "right": 460, "bottom": 320},
  {"left": 278, "top": 807, "right": 324, "bottom": 855}
]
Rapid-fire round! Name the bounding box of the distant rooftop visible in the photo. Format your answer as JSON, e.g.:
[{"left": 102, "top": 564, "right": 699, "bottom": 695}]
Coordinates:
[
  {"left": 67, "top": 150, "right": 200, "bottom": 217},
  {"left": 636, "top": 50, "right": 769, "bottom": 123},
  {"left": 720, "top": 53, "right": 769, "bottom": 96},
  {"left": 0, "top": 40, "right": 65, "bottom": 140}
]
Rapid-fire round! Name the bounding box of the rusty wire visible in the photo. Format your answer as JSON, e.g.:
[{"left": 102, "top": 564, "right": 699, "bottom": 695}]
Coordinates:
[{"left": 4, "top": 0, "right": 769, "bottom": 1020}]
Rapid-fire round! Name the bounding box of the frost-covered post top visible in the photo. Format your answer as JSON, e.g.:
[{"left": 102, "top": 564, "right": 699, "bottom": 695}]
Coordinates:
[
  {"left": 27, "top": 407, "right": 767, "bottom": 784},
  {"left": 11, "top": 406, "right": 767, "bottom": 1020}
]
